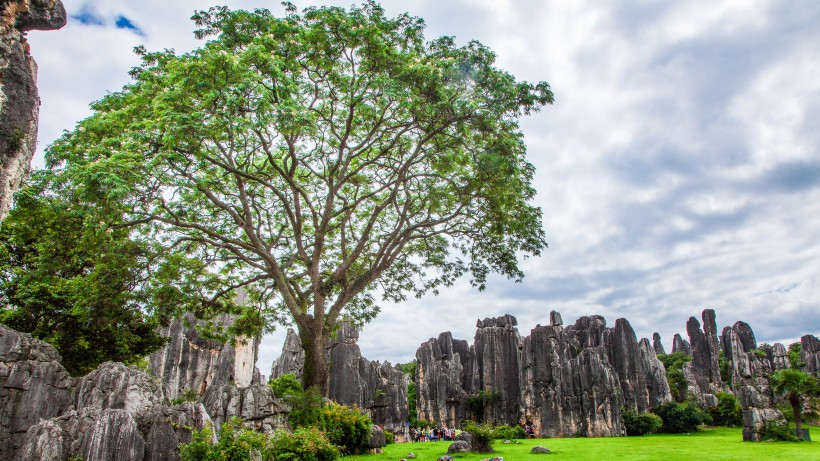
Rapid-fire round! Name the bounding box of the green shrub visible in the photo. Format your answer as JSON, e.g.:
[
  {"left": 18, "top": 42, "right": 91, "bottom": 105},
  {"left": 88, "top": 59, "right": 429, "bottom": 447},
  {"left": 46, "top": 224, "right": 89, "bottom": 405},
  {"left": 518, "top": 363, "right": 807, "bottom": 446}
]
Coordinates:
[
  {"left": 462, "top": 420, "right": 495, "bottom": 453},
  {"left": 622, "top": 410, "right": 663, "bottom": 436},
  {"left": 171, "top": 389, "right": 199, "bottom": 406},
  {"left": 657, "top": 352, "right": 692, "bottom": 402},
  {"left": 384, "top": 429, "right": 395, "bottom": 444},
  {"left": 709, "top": 392, "right": 742, "bottom": 427},
  {"left": 266, "top": 426, "right": 339, "bottom": 460},
  {"left": 492, "top": 424, "right": 526, "bottom": 439},
  {"left": 180, "top": 418, "right": 268, "bottom": 461},
  {"left": 759, "top": 420, "right": 798, "bottom": 442},
  {"left": 287, "top": 385, "right": 325, "bottom": 428},
  {"left": 318, "top": 401, "right": 371, "bottom": 454},
  {"left": 180, "top": 419, "right": 340, "bottom": 461},
  {"left": 653, "top": 401, "right": 710, "bottom": 433},
  {"left": 269, "top": 373, "right": 303, "bottom": 398}
]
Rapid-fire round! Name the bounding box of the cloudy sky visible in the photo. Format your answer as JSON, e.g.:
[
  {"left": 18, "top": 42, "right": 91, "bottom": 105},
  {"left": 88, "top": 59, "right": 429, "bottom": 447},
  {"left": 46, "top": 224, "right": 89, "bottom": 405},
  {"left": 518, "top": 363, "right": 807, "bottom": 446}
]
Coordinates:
[{"left": 26, "top": 0, "right": 820, "bottom": 371}]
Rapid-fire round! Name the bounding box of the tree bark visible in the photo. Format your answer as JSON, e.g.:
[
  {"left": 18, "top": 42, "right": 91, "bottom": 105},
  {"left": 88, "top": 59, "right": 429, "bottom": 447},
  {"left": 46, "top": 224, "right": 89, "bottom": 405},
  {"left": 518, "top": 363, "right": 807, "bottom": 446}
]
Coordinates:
[
  {"left": 791, "top": 393, "right": 802, "bottom": 436},
  {"left": 299, "top": 323, "right": 329, "bottom": 395}
]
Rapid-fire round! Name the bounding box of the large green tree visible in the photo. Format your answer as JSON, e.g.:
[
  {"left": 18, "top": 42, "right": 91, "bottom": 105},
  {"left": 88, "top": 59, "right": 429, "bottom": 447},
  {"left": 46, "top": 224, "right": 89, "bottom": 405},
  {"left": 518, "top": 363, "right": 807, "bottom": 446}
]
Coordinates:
[
  {"left": 46, "top": 2, "right": 553, "bottom": 392},
  {"left": 770, "top": 368, "right": 818, "bottom": 437}
]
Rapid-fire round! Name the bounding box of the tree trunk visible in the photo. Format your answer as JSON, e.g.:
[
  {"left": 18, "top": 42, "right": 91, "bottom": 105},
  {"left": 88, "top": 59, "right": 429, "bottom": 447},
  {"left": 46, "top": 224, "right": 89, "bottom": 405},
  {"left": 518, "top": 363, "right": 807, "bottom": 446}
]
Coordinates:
[
  {"left": 300, "top": 324, "right": 329, "bottom": 395},
  {"left": 791, "top": 393, "right": 802, "bottom": 436}
]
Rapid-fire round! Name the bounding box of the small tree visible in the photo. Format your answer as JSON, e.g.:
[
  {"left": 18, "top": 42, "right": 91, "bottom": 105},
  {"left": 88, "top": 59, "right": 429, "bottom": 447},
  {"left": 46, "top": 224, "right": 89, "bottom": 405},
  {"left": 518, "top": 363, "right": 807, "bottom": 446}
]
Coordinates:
[{"left": 770, "top": 369, "right": 819, "bottom": 437}]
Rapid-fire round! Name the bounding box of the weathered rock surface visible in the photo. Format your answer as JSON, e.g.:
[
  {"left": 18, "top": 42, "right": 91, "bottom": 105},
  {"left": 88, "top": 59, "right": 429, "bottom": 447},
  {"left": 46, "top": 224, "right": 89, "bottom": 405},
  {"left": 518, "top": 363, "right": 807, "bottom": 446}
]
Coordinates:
[
  {"left": 415, "top": 331, "right": 472, "bottom": 428},
  {"left": 671, "top": 333, "right": 691, "bottom": 355},
  {"left": 682, "top": 310, "right": 722, "bottom": 406},
  {"left": 1, "top": 324, "right": 213, "bottom": 460},
  {"left": 202, "top": 382, "right": 288, "bottom": 434},
  {"left": 0, "top": 0, "right": 66, "bottom": 219},
  {"left": 417, "top": 313, "right": 671, "bottom": 437},
  {"left": 652, "top": 332, "right": 665, "bottom": 355},
  {"left": 270, "top": 322, "right": 409, "bottom": 437},
  {"left": 150, "top": 307, "right": 261, "bottom": 402},
  {"left": 801, "top": 334, "right": 820, "bottom": 378},
  {"left": 0, "top": 324, "right": 73, "bottom": 459}
]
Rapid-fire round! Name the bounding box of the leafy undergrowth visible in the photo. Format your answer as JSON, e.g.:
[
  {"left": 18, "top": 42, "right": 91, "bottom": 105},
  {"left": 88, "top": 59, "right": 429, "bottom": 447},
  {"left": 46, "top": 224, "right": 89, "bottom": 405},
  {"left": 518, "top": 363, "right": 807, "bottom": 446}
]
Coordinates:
[{"left": 340, "top": 426, "right": 818, "bottom": 461}]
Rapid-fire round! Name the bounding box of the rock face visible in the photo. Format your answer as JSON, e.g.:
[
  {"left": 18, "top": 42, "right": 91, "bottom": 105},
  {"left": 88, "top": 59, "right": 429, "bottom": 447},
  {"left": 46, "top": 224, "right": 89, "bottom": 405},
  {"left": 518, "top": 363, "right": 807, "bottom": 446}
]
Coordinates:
[
  {"left": 270, "top": 322, "right": 409, "bottom": 437},
  {"left": 671, "top": 333, "right": 691, "bottom": 355},
  {"left": 682, "top": 310, "right": 722, "bottom": 406},
  {"left": 417, "top": 313, "right": 670, "bottom": 437},
  {"left": 652, "top": 332, "right": 665, "bottom": 355},
  {"left": 0, "top": 324, "right": 213, "bottom": 461},
  {"left": 801, "top": 334, "right": 820, "bottom": 378},
  {"left": 0, "top": 0, "right": 66, "bottom": 219},
  {"left": 202, "top": 382, "right": 288, "bottom": 434},
  {"left": 0, "top": 324, "right": 73, "bottom": 459},
  {"left": 149, "top": 312, "right": 261, "bottom": 401},
  {"left": 719, "top": 321, "right": 786, "bottom": 441}
]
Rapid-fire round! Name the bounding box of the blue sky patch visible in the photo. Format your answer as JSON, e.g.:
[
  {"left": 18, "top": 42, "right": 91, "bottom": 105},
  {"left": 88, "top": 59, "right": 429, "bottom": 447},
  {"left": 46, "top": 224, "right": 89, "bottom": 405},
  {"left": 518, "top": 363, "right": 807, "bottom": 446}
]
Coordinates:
[{"left": 115, "top": 15, "right": 145, "bottom": 36}]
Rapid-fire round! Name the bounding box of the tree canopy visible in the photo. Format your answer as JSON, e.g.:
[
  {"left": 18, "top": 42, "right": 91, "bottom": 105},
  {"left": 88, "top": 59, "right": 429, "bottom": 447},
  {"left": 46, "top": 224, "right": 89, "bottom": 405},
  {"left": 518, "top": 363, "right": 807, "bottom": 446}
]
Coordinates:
[
  {"left": 0, "top": 173, "right": 166, "bottom": 375},
  {"left": 45, "top": 2, "right": 553, "bottom": 391}
]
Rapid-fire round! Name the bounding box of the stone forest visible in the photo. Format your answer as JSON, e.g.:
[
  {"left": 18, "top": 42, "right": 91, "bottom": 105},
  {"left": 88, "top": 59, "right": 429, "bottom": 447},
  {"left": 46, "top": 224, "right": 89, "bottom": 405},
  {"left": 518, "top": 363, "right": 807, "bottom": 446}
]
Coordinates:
[
  {"left": 1, "top": 307, "right": 819, "bottom": 460},
  {"left": 1, "top": 1, "right": 819, "bottom": 460}
]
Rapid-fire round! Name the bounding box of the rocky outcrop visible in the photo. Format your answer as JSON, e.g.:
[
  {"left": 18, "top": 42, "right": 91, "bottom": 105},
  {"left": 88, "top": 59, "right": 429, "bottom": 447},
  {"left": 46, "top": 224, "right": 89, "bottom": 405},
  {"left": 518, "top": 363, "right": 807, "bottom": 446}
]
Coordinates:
[
  {"left": 801, "top": 334, "right": 820, "bottom": 378},
  {"left": 150, "top": 311, "right": 261, "bottom": 402},
  {"left": 682, "top": 310, "right": 722, "bottom": 406},
  {"left": 671, "top": 333, "right": 691, "bottom": 355},
  {"left": 719, "top": 321, "right": 786, "bottom": 441},
  {"left": 0, "top": 324, "right": 73, "bottom": 459},
  {"left": 522, "top": 318, "right": 623, "bottom": 437},
  {"left": 202, "top": 382, "right": 288, "bottom": 433},
  {"left": 270, "top": 322, "right": 409, "bottom": 436},
  {"left": 0, "top": 0, "right": 66, "bottom": 219},
  {"left": 415, "top": 332, "right": 472, "bottom": 428},
  {"left": 471, "top": 315, "right": 523, "bottom": 424},
  {"left": 0, "top": 324, "right": 213, "bottom": 460},
  {"left": 652, "top": 332, "right": 665, "bottom": 355},
  {"left": 417, "top": 313, "right": 671, "bottom": 437}
]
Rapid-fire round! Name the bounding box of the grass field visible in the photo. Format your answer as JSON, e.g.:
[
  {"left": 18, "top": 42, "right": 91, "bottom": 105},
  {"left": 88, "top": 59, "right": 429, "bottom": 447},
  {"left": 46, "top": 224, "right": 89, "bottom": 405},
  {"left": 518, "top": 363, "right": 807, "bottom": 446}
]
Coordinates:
[{"left": 341, "top": 427, "right": 819, "bottom": 461}]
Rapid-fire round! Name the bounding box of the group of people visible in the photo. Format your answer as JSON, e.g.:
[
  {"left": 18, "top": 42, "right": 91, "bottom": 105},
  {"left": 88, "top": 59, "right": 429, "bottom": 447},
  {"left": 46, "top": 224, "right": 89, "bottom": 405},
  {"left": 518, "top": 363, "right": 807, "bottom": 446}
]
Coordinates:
[{"left": 411, "top": 426, "right": 460, "bottom": 442}]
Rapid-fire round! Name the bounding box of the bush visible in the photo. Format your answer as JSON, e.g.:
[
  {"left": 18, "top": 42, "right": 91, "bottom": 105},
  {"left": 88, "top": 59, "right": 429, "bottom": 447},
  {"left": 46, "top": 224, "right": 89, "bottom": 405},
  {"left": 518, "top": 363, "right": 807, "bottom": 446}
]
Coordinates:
[
  {"left": 180, "top": 419, "right": 339, "bottom": 461},
  {"left": 266, "top": 426, "right": 339, "bottom": 460},
  {"left": 384, "top": 429, "right": 395, "bottom": 444},
  {"left": 287, "top": 385, "right": 325, "bottom": 428},
  {"left": 269, "top": 373, "right": 303, "bottom": 398},
  {"left": 492, "top": 424, "right": 526, "bottom": 440},
  {"left": 653, "top": 401, "right": 710, "bottom": 433},
  {"left": 709, "top": 392, "right": 742, "bottom": 427},
  {"left": 171, "top": 389, "right": 199, "bottom": 406},
  {"left": 318, "top": 401, "right": 371, "bottom": 454},
  {"left": 462, "top": 420, "right": 495, "bottom": 453},
  {"left": 759, "top": 420, "right": 799, "bottom": 442},
  {"left": 622, "top": 410, "right": 663, "bottom": 436},
  {"left": 180, "top": 418, "right": 268, "bottom": 461}
]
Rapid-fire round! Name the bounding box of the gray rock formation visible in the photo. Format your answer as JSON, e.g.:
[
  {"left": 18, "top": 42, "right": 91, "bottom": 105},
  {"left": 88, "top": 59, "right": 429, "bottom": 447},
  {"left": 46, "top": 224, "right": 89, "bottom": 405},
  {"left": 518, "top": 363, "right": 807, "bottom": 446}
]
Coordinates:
[
  {"left": 1, "top": 324, "right": 213, "bottom": 460},
  {"left": 652, "top": 332, "right": 665, "bottom": 355},
  {"left": 418, "top": 313, "right": 670, "bottom": 437},
  {"left": 719, "top": 321, "right": 786, "bottom": 441},
  {"left": 0, "top": 0, "right": 66, "bottom": 219},
  {"left": 471, "top": 315, "right": 523, "bottom": 424},
  {"left": 0, "top": 324, "right": 73, "bottom": 459},
  {"left": 671, "top": 333, "right": 691, "bottom": 355},
  {"left": 801, "top": 334, "right": 820, "bottom": 378},
  {"left": 150, "top": 311, "right": 261, "bottom": 401},
  {"left": 270, "top": 322, "right": 409, "bottom": 436},
  {"left": 415, "top": 331, "right": 472, "bottom": 427},
  {"left": 202, "top": 382, "right": 288, "bottom": 434},
  {"left": 682, "top": 310, "right": 722, "bottom": 406}
]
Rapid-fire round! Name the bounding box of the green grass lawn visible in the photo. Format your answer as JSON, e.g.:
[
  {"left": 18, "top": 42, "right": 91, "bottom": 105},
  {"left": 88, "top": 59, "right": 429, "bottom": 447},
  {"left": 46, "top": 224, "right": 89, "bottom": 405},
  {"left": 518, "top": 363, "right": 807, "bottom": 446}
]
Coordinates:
[{"left": 341, "top": 427, "right": 819, "bottom": 461}]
